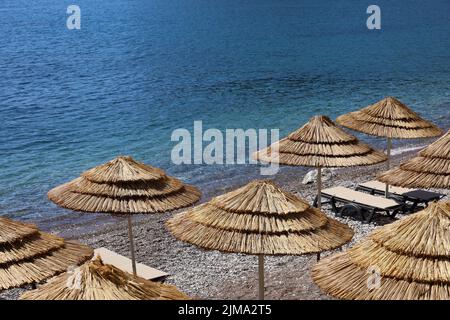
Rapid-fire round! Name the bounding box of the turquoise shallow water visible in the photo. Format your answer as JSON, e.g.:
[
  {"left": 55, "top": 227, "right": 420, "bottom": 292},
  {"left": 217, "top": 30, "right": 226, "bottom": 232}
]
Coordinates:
[{"left": 0, "top": 0, "right": 449, "bottom": 224}]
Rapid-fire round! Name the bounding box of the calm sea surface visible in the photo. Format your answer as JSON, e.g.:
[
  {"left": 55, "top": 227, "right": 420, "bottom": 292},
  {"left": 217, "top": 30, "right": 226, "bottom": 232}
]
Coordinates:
[{"left": 0, "top": 0, "right": 449, "bottom": 226}]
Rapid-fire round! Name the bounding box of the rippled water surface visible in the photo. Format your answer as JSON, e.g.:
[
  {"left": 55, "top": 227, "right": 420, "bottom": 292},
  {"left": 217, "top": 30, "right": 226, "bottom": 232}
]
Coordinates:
[{"left": 0, "top": 0, "right": 449, "bottom": 225}]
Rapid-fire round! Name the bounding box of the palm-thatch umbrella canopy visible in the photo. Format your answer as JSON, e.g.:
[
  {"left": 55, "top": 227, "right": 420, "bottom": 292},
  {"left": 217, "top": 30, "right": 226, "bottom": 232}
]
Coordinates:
[
  {"left": 0, "top": 217, "right": 93, "bottom": 291},
  {"left": 311, "top": 201, "right": 450, "bottom": 300},
  {"left": 48, "top": 156, "right": 201, "bottom": 275},
  {"left": 377, "top": 130, "right": 450, "bottom": 189},
  {"left": 20, "top": 256, "right": 189, "bottom": 300},
  {"left": 166, "top": 180, "right": 353, "bottom": 299},
  {"left": 254, "top": 115, "right": 386, "bottom": 209},
  {"left": 336, "top": 97, "right": 443, "bottom": 194}
]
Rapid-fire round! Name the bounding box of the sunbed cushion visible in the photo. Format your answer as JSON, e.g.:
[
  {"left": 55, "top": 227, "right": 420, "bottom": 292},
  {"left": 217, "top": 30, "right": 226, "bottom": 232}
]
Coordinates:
[
  {"left": 322, "top": 186, "right": 399, "bottom": 210},
  {"left": 94, "top": 247, "right": 168, "bottom": 280}
]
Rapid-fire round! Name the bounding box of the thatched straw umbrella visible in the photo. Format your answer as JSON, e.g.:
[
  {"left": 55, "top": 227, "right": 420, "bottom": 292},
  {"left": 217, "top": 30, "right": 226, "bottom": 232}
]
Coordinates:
[
  {"left": 0, "top": 217, "right": 93, "bottom": 291},
  {"left": 254, "top": 115, "right": 386, "bottom": 210},
  {"left": 336, "top": 97, "right": 443, "bottom": 195},
  {"left": 166, "top": 180, "right": 353, "bottom": 300},
  {"left": 378, "top": 130, "right": 450, "bottom": 189},
  {"left": 311, "top": 201, "right": 450, "bottom": 300},
  {"left": 48, "top": 156, "right": 201, "bottom": 275},
  {"left": 20, "top": 256, "right": 189, "bottom": 300}
]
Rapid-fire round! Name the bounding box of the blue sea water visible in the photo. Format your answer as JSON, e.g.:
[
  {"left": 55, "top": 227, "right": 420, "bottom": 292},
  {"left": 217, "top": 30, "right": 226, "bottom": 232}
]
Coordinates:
[{"left": 0, "top": 0, "right": 449, "bottom": 225}]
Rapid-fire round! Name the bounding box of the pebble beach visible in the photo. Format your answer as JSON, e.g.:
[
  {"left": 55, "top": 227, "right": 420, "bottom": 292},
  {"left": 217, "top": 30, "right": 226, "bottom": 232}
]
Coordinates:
[{"left": 2, "top": 147, "right": 448, "bottom": 300}]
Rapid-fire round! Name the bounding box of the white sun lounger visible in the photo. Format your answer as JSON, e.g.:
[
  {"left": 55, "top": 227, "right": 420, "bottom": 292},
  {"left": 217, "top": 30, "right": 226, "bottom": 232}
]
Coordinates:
[
  {"left": 94, "top": 247, "right": 168, "bottom": 281},
  {"left": 356, "top": 180, "right": 444, "bottom": 212},
  {"left": 318, "top": 186, "right": 404, "bottom": 223}
]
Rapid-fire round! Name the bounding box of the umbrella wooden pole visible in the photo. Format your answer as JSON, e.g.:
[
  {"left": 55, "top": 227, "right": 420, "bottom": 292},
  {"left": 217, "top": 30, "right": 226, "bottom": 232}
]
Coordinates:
[
  {"left": 127, "top": 216, "right": 137, "bottom": 276},
  {"left": 258, "top": 254, "right": 265, "bottom": 300},
  {"left": 385, "top": 138, "right": 392, "bottom": 197},
  {"left": 317, "top": 167, "right": 322, "bottom": 210}
]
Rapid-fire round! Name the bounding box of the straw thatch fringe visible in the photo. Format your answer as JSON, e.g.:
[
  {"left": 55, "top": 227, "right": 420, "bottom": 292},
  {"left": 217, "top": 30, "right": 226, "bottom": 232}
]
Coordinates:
[
  {"left": 311, "top": 202, "right": 450, "bottom": 300},
  {"left": 369, "top": 202, "right": 450, "bottom": 257},
  {"left": 254, "top": 116, "right": 387, "bottom": 167},
  {"left": 210, "top": 180, "right": 310, "bottom": 214},
  {"left": 82, "top": 156, "right": 165, "bottom": 183},
  {"left": 166, "top": 180, "right": 353, "bottom": 255},
  {"left": 66, "top": 176, "right": 185, "bottom": 198},
  {"left": 347, "top": 240, "right": 450, "bottom": 283},
  {"left": 287, "top": 117, "right": 357, "bottom": 144},
  {"left": 277, "top": 138, "right": 373, "bottom": 156},
  {"left": 420, "top": 130, "right": 450, "bottom": 157},
  {"left": 336, "top": 97, "right": 443, "bottom": 139},
  {"left": 49, "top": 184, "right": 201, "bottom": 214},
  {"left": 378, "top": 130, "right": 450, "bottom": 188},
  {"left": 0, "top": 232, "right": 64, "bottom": 265},
  {"left": 311, "top": 252, "right": 450, "bottom": 300},
  {"left": 48, "top": 156, "right": 201, "bottom": 214},
  {"left": 378, "top": 168, "right": 450, "bottom": 189},
  {"left": 20, "top": 257, "right": 189, "bottom": 300},
  {"left": 257, "top": 150, "right": 387, "bottom": 167},
  {"left": 0, "top": 241, "right": 93, "bottom": 291},
  {"left": 399, "top": 156, "right": 450, "bottom": 175},
  {"left": 0, "top": 217, "right": 38, "bottom": 245},
  {"left": 188, "top": 204, "right": 328, "bottom": 233},
  {"left": 168, "top": 213, "right": 352, "bottom": 255},
  {"left": 0, "top": 216, "right": 93, "bottom": 291}
]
